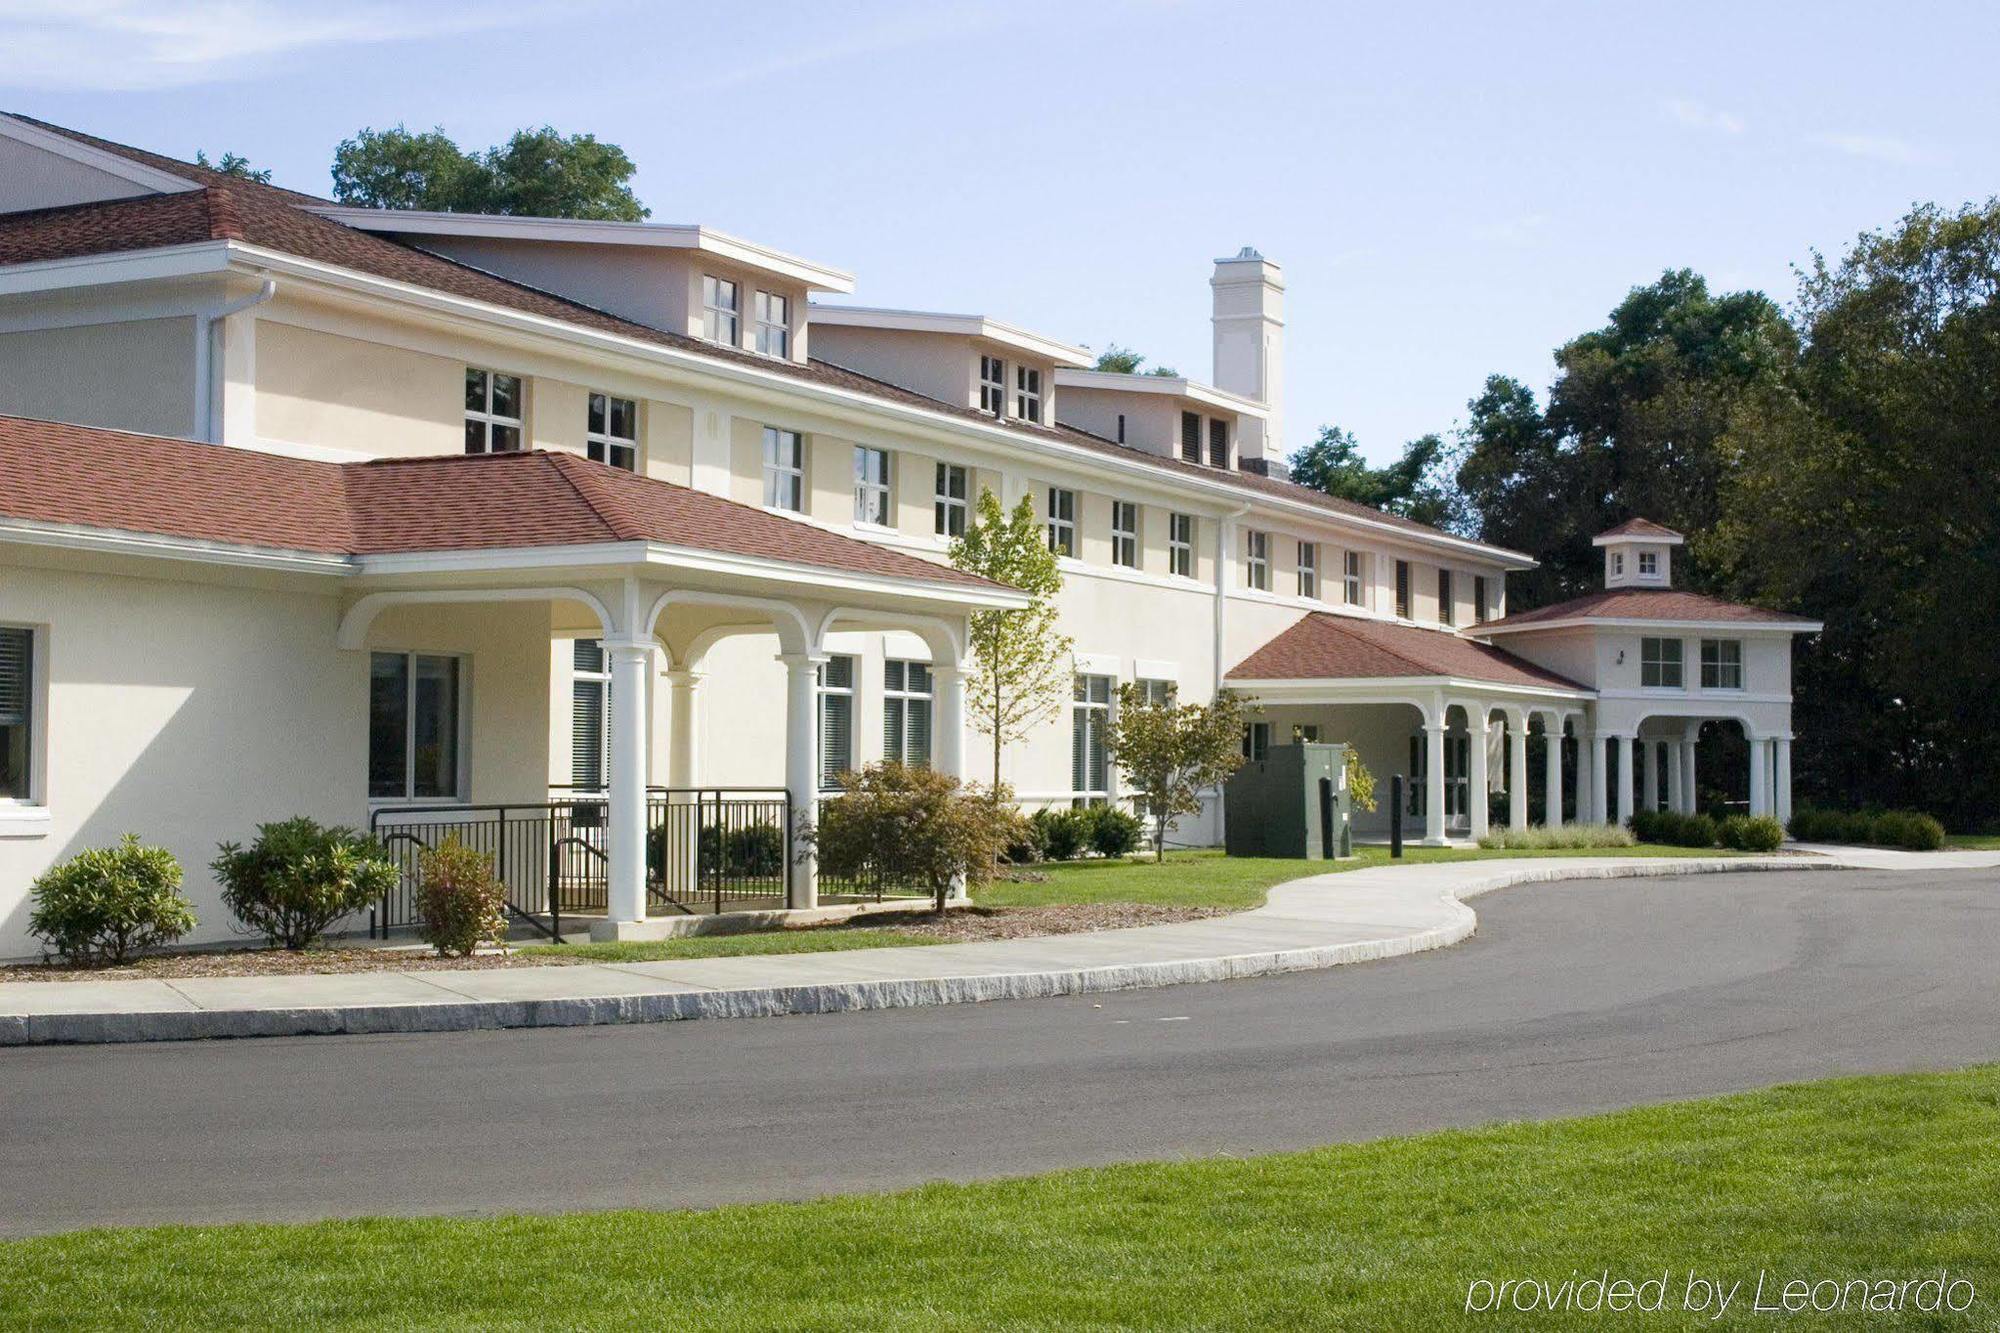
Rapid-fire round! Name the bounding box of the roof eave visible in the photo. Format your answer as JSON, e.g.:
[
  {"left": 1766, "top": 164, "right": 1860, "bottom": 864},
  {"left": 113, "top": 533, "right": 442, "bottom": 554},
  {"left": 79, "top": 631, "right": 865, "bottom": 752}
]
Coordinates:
[{"left": 1476, "top": 615, "right": 1823, "bottom": 635}]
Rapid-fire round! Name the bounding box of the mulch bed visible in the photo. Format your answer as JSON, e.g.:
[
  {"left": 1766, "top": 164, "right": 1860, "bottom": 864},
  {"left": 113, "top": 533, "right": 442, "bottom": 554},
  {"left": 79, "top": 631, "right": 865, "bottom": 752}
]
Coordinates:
[{"left": 0, "top": 903, "right": 1236, "bottom": 982}]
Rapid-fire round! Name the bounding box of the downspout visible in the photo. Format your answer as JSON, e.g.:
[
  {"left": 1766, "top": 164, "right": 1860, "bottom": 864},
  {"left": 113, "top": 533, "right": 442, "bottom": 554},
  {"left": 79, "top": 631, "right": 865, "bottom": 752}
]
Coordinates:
[
  {"left": 1212, "top": 501, "right": 1249, "bottom": 847},
  {"left": 193, "top": 277, "right": 276, "bottom": 443}
]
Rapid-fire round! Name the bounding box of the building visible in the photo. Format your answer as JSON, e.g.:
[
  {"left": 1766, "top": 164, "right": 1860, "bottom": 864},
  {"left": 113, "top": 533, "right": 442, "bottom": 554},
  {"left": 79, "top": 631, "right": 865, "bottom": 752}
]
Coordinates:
[{"left": 0, "top": 115, "right": 1819, "bottom": 955}]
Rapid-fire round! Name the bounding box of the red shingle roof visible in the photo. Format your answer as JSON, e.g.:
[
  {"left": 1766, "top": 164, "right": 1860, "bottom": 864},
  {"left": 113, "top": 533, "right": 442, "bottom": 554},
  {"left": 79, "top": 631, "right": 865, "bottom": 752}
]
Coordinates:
[
  {"left": 1476, "top": 588, "right": 1817, "bottom": 630},
  {"left": 1227, "top": 613, "right": 1585, "bottom": 690},
  {"left": 1595, "top": 516, "right": 1683, "bottom": 540},
  {"left": 0, "top": 415, "right": 1005, "bottom": 590},
  {"left": 0, "top": 115, "right": 1521, "bottom": 561}
]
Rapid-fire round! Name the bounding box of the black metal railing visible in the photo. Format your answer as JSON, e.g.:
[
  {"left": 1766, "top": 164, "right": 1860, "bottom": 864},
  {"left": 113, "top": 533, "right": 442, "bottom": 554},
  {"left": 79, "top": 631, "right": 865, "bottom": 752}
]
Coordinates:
[{"left": 368, "top": 787, "right": 793, "bottom": 935}]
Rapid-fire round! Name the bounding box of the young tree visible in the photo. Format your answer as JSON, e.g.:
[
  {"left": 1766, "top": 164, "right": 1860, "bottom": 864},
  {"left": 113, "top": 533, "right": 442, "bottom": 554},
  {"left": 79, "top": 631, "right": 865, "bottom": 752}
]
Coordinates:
[
  {"left": 950, "top": 490, "right": 1074, "bottom": 794},
  {"left": 815, "top": 763, "right": 1026, "bottom": 913},
  {"left": 1103, "top": 685, "right": 1253, "bottom": 861},
  {"left": 331, "top": 124, "right": 648, "bottom": 220}
]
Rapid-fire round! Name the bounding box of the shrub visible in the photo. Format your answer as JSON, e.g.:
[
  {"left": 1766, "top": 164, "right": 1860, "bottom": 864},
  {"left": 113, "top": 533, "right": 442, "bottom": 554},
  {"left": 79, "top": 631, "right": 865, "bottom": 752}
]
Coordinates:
[
  {"left": 28, "top": 835, "right": 196, "bottom": 965},
  {"left": 1787, "top": 805, "right": 1946, "bottom": 850},
  {"left": 1477, "top": 823, "right": 1635, "bottom": 851},
  {"left": 1718, "top": 814, "right": 1785, "bottom": 852},
  {"left": 1082, "top": 804, "right": 1144, "bottom": 858},
  {"left": 1030, "top": 807, "right": 1090, "bottom": 861},
  {"left": 211, "top": 817, "right": 400, "bottom": 950},
  {"left": 1631, "top": 809, "right": 1717, "bottom": 848},
  {"left": 415, "top": 837, "right": 507, "bottom": 957},
  {"left": 814, "top": 763, "right": 1024, "bottom": 912},
  {"left": 1001, "top": 816, "right": 1047, "bottom": 865}
]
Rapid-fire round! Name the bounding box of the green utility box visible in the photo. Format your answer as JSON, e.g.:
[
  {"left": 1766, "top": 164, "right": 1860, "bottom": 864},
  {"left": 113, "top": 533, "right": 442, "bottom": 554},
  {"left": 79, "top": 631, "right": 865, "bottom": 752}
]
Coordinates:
[{"left": 1223, "top": 742, "right": 1353, "bottom": 859}]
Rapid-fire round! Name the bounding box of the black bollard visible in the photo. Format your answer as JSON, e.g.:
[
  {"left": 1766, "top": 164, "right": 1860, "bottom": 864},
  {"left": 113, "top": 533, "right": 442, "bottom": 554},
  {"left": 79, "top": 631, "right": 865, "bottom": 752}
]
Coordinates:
[{"left": 1390, "top": 774, "right": 1405, "bottom": 858}]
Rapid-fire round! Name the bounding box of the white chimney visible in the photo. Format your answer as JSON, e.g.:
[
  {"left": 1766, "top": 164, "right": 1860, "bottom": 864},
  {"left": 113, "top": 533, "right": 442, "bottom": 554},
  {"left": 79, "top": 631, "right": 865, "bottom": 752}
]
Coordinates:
[{"left": 1210, "top": 246, "right": 1285, "bottom": 464}]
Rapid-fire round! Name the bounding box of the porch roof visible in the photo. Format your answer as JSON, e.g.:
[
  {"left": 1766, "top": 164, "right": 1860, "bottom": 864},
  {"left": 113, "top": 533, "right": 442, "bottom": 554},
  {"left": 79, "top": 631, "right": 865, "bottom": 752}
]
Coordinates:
[
  {"left": 1226, "top": 612, "right": 1587, "bottom": 691},
  {"left": 1476, "top": 588, "right": 1820, "bottom": 633},
  {"left": 0, "top": 414, "right": 1011, "bottom": 595}
]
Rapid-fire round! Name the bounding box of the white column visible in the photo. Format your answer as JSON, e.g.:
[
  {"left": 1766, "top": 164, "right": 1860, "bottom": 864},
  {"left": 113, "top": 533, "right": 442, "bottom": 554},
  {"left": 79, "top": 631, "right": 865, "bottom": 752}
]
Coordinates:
[
  {"left": 781, "top": 653, "right": 823, "bottom": 909},
  {"left": 1467, "top": 710, "right": 1490, "bottom": 843},
  {"left": 933, "top": 664, "right": 968, "bottom": 783},
  {"left": 1544, "top": 723, "right": 1564, "bottom": 828},
  {"left": 1579, "top": 731, "right": 1599, "bottom": 824},
  {"left": 1508, "top": 714, "right": 1529, "bottom": 832},
  {"left": 605, "top": 639, "right": 653, "bottom": 925},
  {"left": 1682, "top": 731, "right": 1699, "bottom": 813},
  {"left": 1748, "top": 735, "right": 1769, "bottom": 818},
  {"left": 1616, "top": 735, "right": 1636, "bottom": 828},
  {"left": 665, "top": 668, "right": 702, "bottom": 788},
  {"left": 1775, "top": 735, "right": 1793, "bottom": 826},
  {"left": 1424, "top": 720, "right": 1447, "bottom": 846},
  {"left": 1636, "top": 739, "right": 1652, "bottom": 814},
  {"left": 1666, "top": 739, "right": 1684, "bottom": 815}
]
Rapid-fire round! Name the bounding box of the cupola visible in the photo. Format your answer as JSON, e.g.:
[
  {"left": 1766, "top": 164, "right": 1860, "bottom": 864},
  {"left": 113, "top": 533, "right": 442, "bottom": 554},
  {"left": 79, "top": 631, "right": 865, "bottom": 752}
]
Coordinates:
[{"left": 1592, "top": 517, "right": 1682, "bottom": 589}]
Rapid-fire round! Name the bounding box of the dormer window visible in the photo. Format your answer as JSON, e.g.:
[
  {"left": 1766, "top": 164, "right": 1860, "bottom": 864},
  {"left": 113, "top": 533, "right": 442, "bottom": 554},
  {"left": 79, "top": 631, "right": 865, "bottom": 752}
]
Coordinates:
[
  {"left": 1638, "top": 551, "right": 1659, "bottom": 577},
  {"left": 753, "top": 291, "right": 790, "bottom": 357},
  {"left": 980, "top": 356, "right": 1006, "bottom": 415},
  {"left": 1016, "top": 366, "right": 1043, "bottom": 423},
  {"left": 702, "top": 275, "right": 740, "bottom": 345}
]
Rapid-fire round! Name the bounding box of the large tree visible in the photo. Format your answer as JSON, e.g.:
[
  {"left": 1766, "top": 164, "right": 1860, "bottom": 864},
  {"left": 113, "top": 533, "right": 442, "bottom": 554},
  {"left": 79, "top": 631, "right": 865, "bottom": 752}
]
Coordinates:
[
  {"left": 331, "top": 124, "right": 648, "bottom": 220},
  {"left": 950, "top": 490, "right": 1075, "bottom": 793},
  {"left": 1288, "top": 426, "right": 1462, "bottom": 530},
  {"left": 1710, "top": 201, "right": 2000, "bottom": 826}
]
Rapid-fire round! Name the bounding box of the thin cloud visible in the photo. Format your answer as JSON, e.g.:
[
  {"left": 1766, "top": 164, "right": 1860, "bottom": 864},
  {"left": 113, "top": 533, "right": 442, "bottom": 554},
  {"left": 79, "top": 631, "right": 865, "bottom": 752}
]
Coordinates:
[
  {"left": 0, "top": 0, "right": 588, "bottom": 92},
  {"left": 1812, "top": 132, "right": 1944, "bottom": 166},
  {"left": 683, "top": 4, "right": 1006, "bottom": 93},
  {"left": 1664, "top": 98, "right": 1745, "bottom": 135}
]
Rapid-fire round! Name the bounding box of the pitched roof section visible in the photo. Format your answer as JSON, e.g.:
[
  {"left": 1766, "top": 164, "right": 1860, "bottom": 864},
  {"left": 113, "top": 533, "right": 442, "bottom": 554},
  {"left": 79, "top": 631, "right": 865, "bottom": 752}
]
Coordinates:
[
  {"left": 0, "top": 415, "right": 1004, "bottom": 590},
  {"left": 1226, "top": 613, "right": 1586, "bottom": 690},
  {"left": 1476, "top": 588, "right": 1818, "bottom": 631},
  {"left": 1594, "top": 516, "right": 1683, "bottom": 542},
  {"left": 1, "top": 115, "right": 1525, "bottom": 564}
]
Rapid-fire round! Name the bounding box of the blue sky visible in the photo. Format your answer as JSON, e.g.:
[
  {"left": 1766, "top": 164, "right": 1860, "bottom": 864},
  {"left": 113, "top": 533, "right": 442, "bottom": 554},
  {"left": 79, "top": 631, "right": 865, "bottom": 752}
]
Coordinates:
[{"left": 6, "top": 0, "right": 1995, "bottom": 463}]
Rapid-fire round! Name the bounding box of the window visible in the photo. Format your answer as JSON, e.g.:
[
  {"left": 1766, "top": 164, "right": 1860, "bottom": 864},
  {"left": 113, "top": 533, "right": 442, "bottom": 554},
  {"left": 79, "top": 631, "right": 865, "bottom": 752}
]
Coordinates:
[
  {"left": 980, "top": 355, "right": 1006, "bottom": 415},
  {"left": 816, "top": 655, "right": 855, "bottom": 790},
  {"left": 883, "top": 660, "right": 934, "bottom": 768},
  {"left": 0, "top": 626, "right": 33, "bottom": 802},
  {"left": 1116, "top": 413, "right": 1126, "bottom": 444},
  {"left": 853, "top": 445, "right": 891, "bottom": 526},
  {"left": 1242, "top": 721, "right": 1271, "bottom": 762},
  {"left": 586, "top": 392, "right": 637, "bottom": 470},
  {"left": 934, "top": 462, "right": 968, "bottom": 538},
  {"left": 1474, "top": 575, "right": 1489, "bottom": 624},
  {"left": 1612, "top": 551, "right": 1625, "bottom": 578},
  {"left": 1168, "top": 513, "right": 1195, "bottom": 577},
  {"left": 1641, "top": 637, "right": 1685, "bottom": 688},
  {"left": 1179, "top": 411, "right": 1202, "bottom": 464},
  {"left": 1047, "top": 487, "right": 1077, "bottom": 557},
  {"left": 1111, "top": 501, "right": 1139, "bottom": 568},
  {"left": 1245, "top": 530, "right": 1270, "bottom": 590},
  {"left": 369, "top": 652, "right": 462, "bottom": 801},
  {"left": 1137, "top": 678, "right": 1175, "bottom": 706},
  {"left": 1701, "top": 638, "right": 1744, "bottom": 690},
  {"left": 1297, "top": 541, "right": 1318, "bottom": 599},
  {"left": 1208, "top": 418, "right": 1230, "bottom": 469},
  {"left": 1638, "top": 550, "right": 1659, "bottom": 577},
  {"left": 1015, "top": 365, "right": 1042, "bottom": 422},
  {"left": 570, "top": 639, "right": 609, "bottom": 791},
  {"left": 1395, "top": 560, "right": 1411, "bottom": 619},
  {"left": 463, "top": 367, "right": 522, "bottom": 453},
  {"left": 1438, "top": 569, "right": 1455, "bottom": 626},
  {"left": 1344, "top": 550, "right": 1364, "bottom": 605},
  {"left": 762, "top": 427, "right": 804, "bottom": 511},
  {"left": 702, "top": 275, "right": 739, "bottom": 345},
  {"left": 1072, "top": 674, "right": 1112, "bottom": 796},
  {"left": 753, "top": 290, "right": 790, "bottom": 357},
  {"left": 1293, "top": 723, "right": 1321, "bottom": 743}
]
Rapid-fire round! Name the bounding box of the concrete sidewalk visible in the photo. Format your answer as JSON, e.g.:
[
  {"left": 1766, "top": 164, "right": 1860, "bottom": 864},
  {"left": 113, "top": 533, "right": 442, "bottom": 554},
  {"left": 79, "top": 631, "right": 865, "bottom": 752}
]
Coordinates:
[{"left": 2, "top": 848, "right": 1990, "bottom": 1046}]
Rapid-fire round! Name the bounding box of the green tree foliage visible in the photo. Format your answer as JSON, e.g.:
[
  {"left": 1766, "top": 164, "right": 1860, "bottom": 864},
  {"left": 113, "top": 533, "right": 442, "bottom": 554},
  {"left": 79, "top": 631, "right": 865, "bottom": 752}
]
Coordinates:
[
  {"left": 195, "top": 150, "right": 271, "bottom": 183},
  {"left": 950, "top": 489, "right": 1075, "bottom": 791},
  {"left": 1710, "top": 202, "right": 2000, "bottom": 825},
  {"left": 331, "top": 124, "right": 648, "bottom": 220},
  {"left": 1287, "top": 426, "right": 1463, "bottom": 530},
  {"left": 1103, "top": 685, "right": 1252, "bottom": 861},
  {"left": 814, "top": 763, "right": 1025, "bottom": 913},
  {"left": 28, "top": 835, "right": 197, "bottom": 964},
  {"left": 1090, "top": 344, "right": 1179, "bottom": 377}
]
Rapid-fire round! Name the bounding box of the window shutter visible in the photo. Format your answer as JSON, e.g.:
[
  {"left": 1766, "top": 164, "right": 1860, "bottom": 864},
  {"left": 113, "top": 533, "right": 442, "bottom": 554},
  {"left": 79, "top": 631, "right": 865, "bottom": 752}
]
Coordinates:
[
  {"left": 882, "top": 697, "right": 904, "bottom": 765},
  {"left": 820, "top": 695, "right": 852, "bottom": 788},
  {"left": 0, "top": 628, "right": 28, "bottom": 727},
  {"left": 908, "top": 698, "right": 932, "bottom": 768},
  {"left": 572, "top": 680, "right": 606, "bottom": 789}
]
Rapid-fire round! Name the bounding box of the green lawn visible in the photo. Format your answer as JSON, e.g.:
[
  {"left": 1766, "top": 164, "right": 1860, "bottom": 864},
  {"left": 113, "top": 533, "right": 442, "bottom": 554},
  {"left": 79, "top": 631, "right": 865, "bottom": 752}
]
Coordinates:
[
  {"left": 976, "top": 843, "right": 1751, "bottom": 911},
  {"left": 4, "top": 1066, "right": 1993, "bottom": 1329},
  {"left": 517, "top": 927, "right": 938, "bottom": 964},
  {"left": 1945, "top": 833, "right": 2000, "bottom": 850}
]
